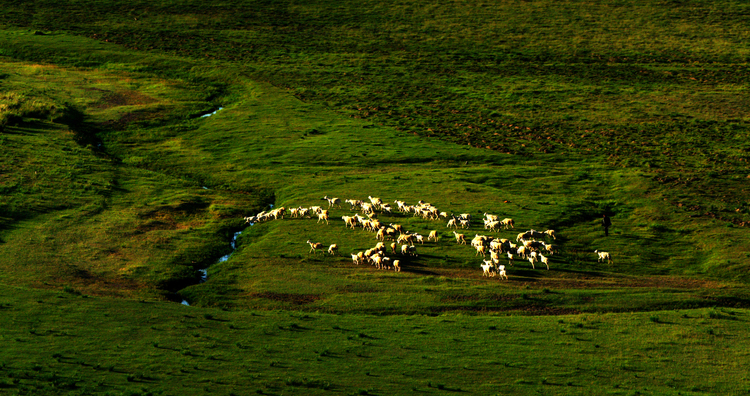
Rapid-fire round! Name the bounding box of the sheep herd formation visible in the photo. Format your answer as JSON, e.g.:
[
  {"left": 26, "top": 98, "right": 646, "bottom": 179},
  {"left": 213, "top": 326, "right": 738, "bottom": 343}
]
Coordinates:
[{"left": 244, "top": 195, "right": 612, "bottom": 280}]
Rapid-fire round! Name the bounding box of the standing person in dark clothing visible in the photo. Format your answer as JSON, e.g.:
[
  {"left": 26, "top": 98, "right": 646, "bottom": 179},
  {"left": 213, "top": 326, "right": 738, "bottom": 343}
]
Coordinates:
[{"left": 602, "top": 214, "right": 612, "bottom": 236}]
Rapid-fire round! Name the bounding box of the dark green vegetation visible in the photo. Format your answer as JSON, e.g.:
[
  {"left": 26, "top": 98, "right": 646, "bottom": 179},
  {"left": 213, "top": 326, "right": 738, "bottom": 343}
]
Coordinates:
[{"left": 0, "top": 0, "right": 749, "bottom": 394}]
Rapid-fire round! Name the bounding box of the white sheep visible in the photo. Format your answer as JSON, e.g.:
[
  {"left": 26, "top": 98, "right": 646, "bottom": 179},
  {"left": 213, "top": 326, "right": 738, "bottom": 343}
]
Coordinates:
[
  {"left": 376, "top": 227, "right": 387, "bottom": 241},
  {"left": 544, "top": 229, "right": 556, "bottom": 240},
  {"left": 528, "top": 256, "right": 536, "bottom": 270},
  {"left": 539, "top": 253, "right": 550, "bottom": 270},
  {"left": 447, "top": 218, "right": 458, "bottom": 229},
  {"left": 475, "top": 244, "right": 487, "bottom": 257},
  {"left": 307, "top": 240, "right": 323, "bottom": 254},
  {"left": 368, "top": 196, "right": 382, "bottom": 209},
  {"left": 405, "top": 245, "right": 418, "bottom": 256},
  {"left": 459, "top": 219, "right": 471, "bottom": 229},
  {"left": 342, "top": 215, "right": 358, "bottom": 229},
  {"left": 345, "top": 199, "right": 362, "bottom": 210},
  {"left": 595, "top": 250, "right": 612, "bottom": 264},
  {"left": 393, "top": 259, "right": 401, "bottom": 272},
  {"left": 360, "top": 202, "right": 375, "bottom": 215},
  {"left": 351, "top": 253, "right": 360, "bottom": 265},
  {"left": 380, "top": 256, "right": 392, "bottom": 270},
  {"left": 317, "top": 210, "right": 330, "bottom": 224},
  {"left": 397, "top": 233, "right": 415, "bottom": 245},
  {"left": 497, "top": 265, "right": 508, "bottom": 280},
  {"left": 428, "top": 230, "right": 439, "bottom": 242},
  {"left": 390, "top": 223, "right": 405, "bottom": 234},
  {"left": 516, "top": 246, "right": 527, "bottom": 259},
  {"left": 453, "top": 231, "right": 466, "bottom": 245},
  {"left": 322, "top": 195, "right": 342, "bottom": 208},
  {"left": 328, "top": 244, "right": 339, "bottom": 255},
  {"left": 507, "top": 252, "right": 514, "bottom": 266},
  {"left": 501, "top": 218, "right": 515, "bottom": 229},
  {"left": 481, "top": 261, "right": 496, "bottom": 277},
  {"left": 484, "top": 213, "right": 499, "bottom": 222}
]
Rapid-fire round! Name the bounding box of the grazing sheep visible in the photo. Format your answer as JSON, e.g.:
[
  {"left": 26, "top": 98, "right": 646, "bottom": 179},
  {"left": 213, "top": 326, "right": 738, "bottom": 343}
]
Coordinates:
[
  {"left": 361, "top": 202, "right": 375, "bottom": 215},
  {"left": 390, "top": 242, "right": 397, "bottom": 254},
  {"left": 351, "top": 253, "right": 360, "bottom": 265},
  {"left": 459, "top": 219, "right": 471, "bottom": 229},
  {"left": 345, "top": 199, "right": 362, "bottom": 210},
  {"left": 328, "top": 244, "right": 339, "bottom": 255},
  {"left": 270, "top": 207, "right": 286, "bottom": 219},
  {"left": 381, "top": 203, "right": 393, "bottom": 214},
  {"left": 370, "top": 254, "right": 383, "bottom": 269},
  {"left": 397, "top": 233, "right": 415, "bottom": 245},
  {"left": 376, "top": 227, "right": 387, "bottom": 241},
  {"left": 428, "top": 230, "right": 439, "bottom": 242},
  {"left": 447, "top": 218, "right": 458, "bottom": 229},
  {"left": 543, "top": 242, "right": 558, "bottom": 255},
  {"left": 475, "top": 244, "right": 488, "bottom": 257},
  {"left": 501, "top": 218, "right": 515, "bottom": 229},
  {"left": 481, "top": 261, "right": 496, "bottom": 277},
  {"left": 380, "top": 256, "right": 392, "bottom": 270},
  {"left": 484, "top": 213, "right": 499, "bottom": 222},
  {"left": 413, "top": 234, "right": 425, "bottom": 244},
  {"left": 544, "top": 229, "right": 557, "bottom": 240},
  {"left": 517, "top": 229, "right": 543, "bottom": 241},
  {"left": 393, "top": 259, "right": 401, "bottom": 272},
  {"left": 342, "top": 215, "right": 358, "bottom": 229},
  {"left": 390, "top": 223, "right": 405, "bottom": 234},
  {"left": 595, "top": 250, "right": 612, "bottom": 264},
  {"left": 489, "top": 239, "right": 504, "bottom": 252},
  {"left": 307, "top": 240, "right": 323, "bottom": 254},
  {"left": 497, "top": 265, "right": 508, "bottom": 280},
  {"left": 453, "top": 231, "right": 467, "bottom": 245},
  {"left": 471, "top": 234, "right": 488, "bottom": 248},
  {"left": 368, "top": 196, "right": 383, "bottom": 209},
  {"left": 539, "top": 253, "right": 550, "bottom": 270},
  {"left": 507, "top": 252, "right": 514, "bottom": 266},
  {"left": 317, "top": 210, "right": 330, "bottom": 224},
  {"left": 528, "top": 256, "right": 536, "bottom": 269},
  {"left": 322, "top": 195, "right": 342, "bottom": 208},
  {"left": 516, "top": 246, "right": 527, "bottom": 259},
  {"left": 405, "top": 245, "right": 418, "bottom": 256},
  {"left": 485, "top": 220, "right": 501, "bottom": 232}
]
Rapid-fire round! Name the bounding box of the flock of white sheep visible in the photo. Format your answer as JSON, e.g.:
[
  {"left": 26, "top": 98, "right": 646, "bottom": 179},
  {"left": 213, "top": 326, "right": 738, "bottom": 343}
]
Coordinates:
[{"left": 243, "top": 195, "right": 612, "bottom": 279}]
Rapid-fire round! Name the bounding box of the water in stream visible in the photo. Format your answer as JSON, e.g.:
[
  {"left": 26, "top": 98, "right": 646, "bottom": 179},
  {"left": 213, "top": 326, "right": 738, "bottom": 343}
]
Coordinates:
[{"left": 180, "top": 229, "right": 243, "bottom": 306}]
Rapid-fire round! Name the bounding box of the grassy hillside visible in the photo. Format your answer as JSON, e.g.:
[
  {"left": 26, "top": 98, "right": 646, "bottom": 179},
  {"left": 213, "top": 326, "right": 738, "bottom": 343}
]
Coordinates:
[{"left": 0, "top": 0, "right": 749, "bottom": 394}]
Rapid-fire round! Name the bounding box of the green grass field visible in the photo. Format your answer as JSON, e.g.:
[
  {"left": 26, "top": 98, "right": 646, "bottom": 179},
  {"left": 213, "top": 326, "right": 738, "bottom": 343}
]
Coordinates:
[{"left": 1, "top": 1, "right": 749, "bottom": 394}]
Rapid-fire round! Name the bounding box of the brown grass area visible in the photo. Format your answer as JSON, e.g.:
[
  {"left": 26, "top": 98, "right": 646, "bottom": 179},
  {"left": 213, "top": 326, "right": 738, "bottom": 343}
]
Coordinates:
[{"left": 94, "top": 90, "right": 157, "bottom": 109}]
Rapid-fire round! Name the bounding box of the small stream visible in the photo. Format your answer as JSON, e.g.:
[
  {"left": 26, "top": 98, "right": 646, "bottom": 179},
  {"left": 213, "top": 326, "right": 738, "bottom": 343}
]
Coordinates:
[
  {"left": 180, "top": 229, "right": 243, "bottom": 306},
  {"left": 199, "top": 107, "right": 223, "bottom": 118},
  {"left": 180, "top": 204, "right": 273, "bottom": 306}
]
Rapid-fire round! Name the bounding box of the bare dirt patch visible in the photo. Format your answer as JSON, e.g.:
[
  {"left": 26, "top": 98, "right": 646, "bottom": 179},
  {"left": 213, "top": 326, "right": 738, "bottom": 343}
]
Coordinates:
[{"left": 251, "top": 292, "right": 322, "bottom": 305}]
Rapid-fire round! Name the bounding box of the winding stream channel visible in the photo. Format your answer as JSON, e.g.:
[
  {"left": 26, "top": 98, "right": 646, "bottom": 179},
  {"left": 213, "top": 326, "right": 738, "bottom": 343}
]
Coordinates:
[{"left": 180, "top": 205, "right": 272, "bottom": 306}]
